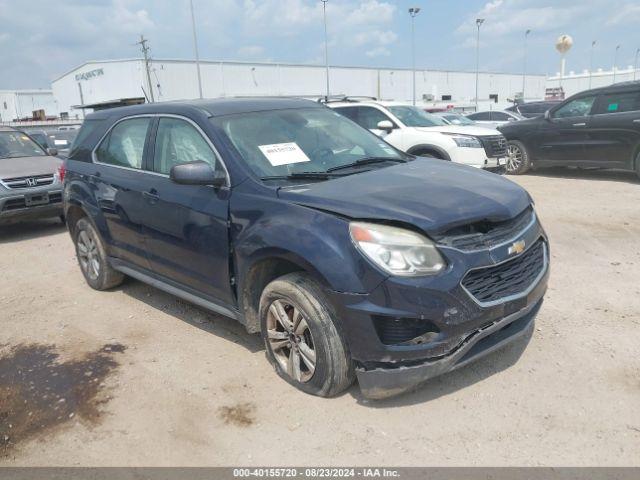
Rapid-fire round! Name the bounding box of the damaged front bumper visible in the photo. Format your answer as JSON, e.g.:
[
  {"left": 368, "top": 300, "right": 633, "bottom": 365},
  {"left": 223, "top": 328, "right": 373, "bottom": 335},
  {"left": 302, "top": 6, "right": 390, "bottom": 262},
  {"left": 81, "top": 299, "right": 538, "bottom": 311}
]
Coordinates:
[{"left": 356, "top": 298, "right": 540, "bottom": 399}]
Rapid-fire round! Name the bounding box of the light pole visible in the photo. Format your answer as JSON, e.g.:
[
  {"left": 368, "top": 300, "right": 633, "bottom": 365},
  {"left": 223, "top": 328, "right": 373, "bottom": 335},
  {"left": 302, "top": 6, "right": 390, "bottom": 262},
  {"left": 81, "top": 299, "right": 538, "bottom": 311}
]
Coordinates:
[
  {"left": 474, "top": 18, "right": 484, "bottom": 111},
  {"left": 613, "top": 44, "right": 620, "bottom": 84},
  {"left": 589, "top": 40, "right": 596, "bottom": 89},
  {"left": 321, "top": 0, "right": 330, "bottom": 100},
  {"left": 634, "top": 48, "right": 639, "bottom": 81},
  {"left": 189, "top": 0, "right": 203, "bottom": 99},
  {"left": 409, "top": 7, "right": 421, "bottom": 106},
  {"left": 522, "top": 29, "right": 531, "bottom": 101}
]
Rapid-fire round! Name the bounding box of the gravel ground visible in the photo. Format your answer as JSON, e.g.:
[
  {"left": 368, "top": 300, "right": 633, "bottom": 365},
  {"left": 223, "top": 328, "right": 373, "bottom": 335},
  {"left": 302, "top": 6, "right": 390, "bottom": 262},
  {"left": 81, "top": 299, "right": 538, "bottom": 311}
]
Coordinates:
[{"left": 1, "top": 168, "right": 639, "bottom": 466}]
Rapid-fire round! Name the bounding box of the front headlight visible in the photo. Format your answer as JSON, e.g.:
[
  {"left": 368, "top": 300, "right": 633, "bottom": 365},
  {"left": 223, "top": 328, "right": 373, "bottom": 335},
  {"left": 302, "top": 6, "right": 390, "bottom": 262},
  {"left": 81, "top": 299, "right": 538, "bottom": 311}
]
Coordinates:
[
  {"left": 450, "top": 135, "right": 482, "bottom": 148},
  {"left": 349, "top": 222, "right": 446, "bottom": 276}
]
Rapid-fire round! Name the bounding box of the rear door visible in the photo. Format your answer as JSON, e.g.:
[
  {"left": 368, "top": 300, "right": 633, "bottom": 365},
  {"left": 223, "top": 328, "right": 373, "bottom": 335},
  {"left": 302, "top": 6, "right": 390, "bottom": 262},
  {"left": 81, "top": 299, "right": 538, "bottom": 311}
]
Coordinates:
[
  {"left": 584, "top": 89, "right": 640, "bottom": 168},
  {"left": 140, "top": 115, "right": 234, "bottom": 305},
  {"left": 92, "top": 116, "right": 154, "bottom": 270},
  {"left": 532, "top": 95, "right": 597, "bottom": 164}
]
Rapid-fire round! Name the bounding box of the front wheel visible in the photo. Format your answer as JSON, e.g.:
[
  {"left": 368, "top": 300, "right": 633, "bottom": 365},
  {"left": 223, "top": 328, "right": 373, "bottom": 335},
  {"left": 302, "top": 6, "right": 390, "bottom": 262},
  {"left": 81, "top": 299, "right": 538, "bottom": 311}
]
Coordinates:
[
  {"left": 506, "top": 140, "right": 531, "bottom": 175},
  {"left": 259, "top": 272, "right": 354, "bottom": 397}
]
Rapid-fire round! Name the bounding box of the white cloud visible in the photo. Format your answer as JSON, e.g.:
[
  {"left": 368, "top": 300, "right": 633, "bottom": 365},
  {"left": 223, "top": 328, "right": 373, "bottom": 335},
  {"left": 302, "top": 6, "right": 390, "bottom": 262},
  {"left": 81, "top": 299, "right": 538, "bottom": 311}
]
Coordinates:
[
  {"left": 365, "top": 46, "right": 390, "bottom": 57},
  {"left": 606, "top": 2, "right": 640, "bottom": 25},
  {"left": 238, "top": 45, "right": 265, "bottom": 57}
]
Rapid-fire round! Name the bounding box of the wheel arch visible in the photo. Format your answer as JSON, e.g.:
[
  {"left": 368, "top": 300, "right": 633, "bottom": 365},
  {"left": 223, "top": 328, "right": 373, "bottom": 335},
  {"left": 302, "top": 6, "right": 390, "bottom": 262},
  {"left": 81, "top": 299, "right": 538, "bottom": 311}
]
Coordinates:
[
  {"left": 238, "top": 251, "right": 333, "bottom": 334},
  {"left": 407, "top": 144, "right": 451, "bottom": 160}
]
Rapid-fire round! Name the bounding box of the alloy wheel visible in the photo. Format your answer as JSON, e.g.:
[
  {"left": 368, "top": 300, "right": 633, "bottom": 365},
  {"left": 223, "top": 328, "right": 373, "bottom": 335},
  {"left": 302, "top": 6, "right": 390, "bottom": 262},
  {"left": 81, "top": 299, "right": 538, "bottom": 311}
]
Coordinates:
[
  {"left": 266, "top": 299, "right": 316, "bottom": 383},
  {"left": 506, "top": 144, "right": 523, "bottom": 172},
  {"left": 77, "top": 230, "right": 100, "bottom": 280}
]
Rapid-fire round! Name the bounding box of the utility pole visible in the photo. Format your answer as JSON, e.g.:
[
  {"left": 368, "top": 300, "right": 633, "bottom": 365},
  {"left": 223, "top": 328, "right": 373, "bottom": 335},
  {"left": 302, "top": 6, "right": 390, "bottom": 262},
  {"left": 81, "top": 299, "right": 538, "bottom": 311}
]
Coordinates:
[
  {"left": 321, "top": 0, "right": 330, "bottom": 100},
  {"left": 137, "top": 35, "right": 155, "bottom": 102},
  {"left": 189, "top": 0, "right": 203, "bottom": 99},
  {"left": 475, "top": 18, "right": 484, "bottom": 111},
  {"left": 522, "top": 29, "right": 531, "bottom": 101},
  {"left": 634, "top": 48, "right": 639, "bottom": 81},
  {"left": 409, "top": 7, "right": 421, "bottom": 106},
  {"left": 589, "top": 40, "right": 596, "bottom": 89}
]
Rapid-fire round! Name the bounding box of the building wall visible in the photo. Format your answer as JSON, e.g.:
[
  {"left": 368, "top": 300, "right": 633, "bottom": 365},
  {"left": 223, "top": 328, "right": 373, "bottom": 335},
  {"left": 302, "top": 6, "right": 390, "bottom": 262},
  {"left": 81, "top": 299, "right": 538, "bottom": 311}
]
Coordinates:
[
  {"left": 547, "top": 67, "right": 639, "bottom": 98},
  {"left": 0, "top": 90, "right": 58, "bottom": 123},
  {"left": 52, "top": 59, "right": 548, "bottom": 115}
]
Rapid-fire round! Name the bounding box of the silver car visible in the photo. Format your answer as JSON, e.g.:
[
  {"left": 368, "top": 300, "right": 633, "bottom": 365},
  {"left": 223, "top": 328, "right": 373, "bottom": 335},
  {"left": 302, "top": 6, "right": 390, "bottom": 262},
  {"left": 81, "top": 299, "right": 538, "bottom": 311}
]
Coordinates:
[{"left": 0, "top": 127, "right": 64, "bottom": 224}]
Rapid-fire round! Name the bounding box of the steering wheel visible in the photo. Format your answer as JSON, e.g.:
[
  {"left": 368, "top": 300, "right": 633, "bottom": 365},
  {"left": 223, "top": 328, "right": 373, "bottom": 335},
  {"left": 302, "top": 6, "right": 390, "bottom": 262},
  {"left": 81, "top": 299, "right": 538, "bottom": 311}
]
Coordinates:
[{"left": 309, "top": 147, "right": 334, "bottom": 167}]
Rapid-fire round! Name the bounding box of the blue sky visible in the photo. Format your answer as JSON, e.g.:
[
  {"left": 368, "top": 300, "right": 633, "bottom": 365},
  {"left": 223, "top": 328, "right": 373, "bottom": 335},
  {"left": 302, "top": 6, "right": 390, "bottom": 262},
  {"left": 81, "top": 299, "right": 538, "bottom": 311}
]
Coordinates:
[{"left": 0, "top": 0, "right": 639, "bottom": 89}]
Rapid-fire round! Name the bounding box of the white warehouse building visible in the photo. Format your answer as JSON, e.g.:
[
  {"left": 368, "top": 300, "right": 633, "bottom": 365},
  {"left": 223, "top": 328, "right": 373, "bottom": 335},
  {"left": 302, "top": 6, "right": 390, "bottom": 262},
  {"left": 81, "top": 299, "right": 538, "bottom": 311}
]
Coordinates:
[
  {"left": 548, "top": 66, "right": 640, "bottom": 98},
  {"left": 0, "top": 90, "right": 59, "bottom": 123},
  {"left": 52, "top": 58, "right": 547, "bottom": 117}
]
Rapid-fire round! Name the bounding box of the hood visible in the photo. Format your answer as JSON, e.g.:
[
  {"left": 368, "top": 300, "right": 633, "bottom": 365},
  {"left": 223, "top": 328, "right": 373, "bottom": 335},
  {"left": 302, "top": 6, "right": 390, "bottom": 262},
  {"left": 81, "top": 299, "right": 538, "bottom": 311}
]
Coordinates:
[
  {"left": 414, "top": 125, "right": 502, "bottom": 136},
  {"left": 277, "top": 158, "right": 531, "bottom": 235},
  {"left": 0, "top": 155, "right": 62, "bottom": 180},
  {"left": 498, "top": 117, "right": 540, "bottom": 135}
]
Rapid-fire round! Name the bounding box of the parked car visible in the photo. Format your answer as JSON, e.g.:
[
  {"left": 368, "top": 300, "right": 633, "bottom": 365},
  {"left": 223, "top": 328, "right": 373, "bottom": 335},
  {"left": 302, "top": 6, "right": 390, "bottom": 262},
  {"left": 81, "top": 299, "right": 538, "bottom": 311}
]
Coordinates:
[
  {"left": 466, "top": 110, "right": 525, "bottom": 129},
  {"left": 499, "top": 81, "right": 640, "bottom": 176},
  {"left": 505, "top": 101, "right": 560, "bottom": 119},
  {"left": 433, "top": 112, "right": 477, "bottom": 126},
  {"left": 0, "top": 127, "right": 64, "bottom": 224},
  {"left": 47, "top": 130, "right": 79, "bottom": 158},
  {"left": 327, "top": 100, "right": 508, "bottom": 172},
  {"left": 63, "top": 98, "right": 549, "bottom": 399}
]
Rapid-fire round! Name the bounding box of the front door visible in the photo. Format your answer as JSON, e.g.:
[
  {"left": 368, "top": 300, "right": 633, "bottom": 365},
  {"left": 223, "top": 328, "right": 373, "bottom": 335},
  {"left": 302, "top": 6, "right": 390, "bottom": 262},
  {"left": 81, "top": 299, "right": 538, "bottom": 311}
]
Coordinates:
[
  {"left": 92, "top": 116, "right": 154, "bottom": 270},
  {"left": 140, "top": 116, "right": 234, "bottom": 305},
  {"left": 533, "top": 95, "right": 597, "bottom": 164}
]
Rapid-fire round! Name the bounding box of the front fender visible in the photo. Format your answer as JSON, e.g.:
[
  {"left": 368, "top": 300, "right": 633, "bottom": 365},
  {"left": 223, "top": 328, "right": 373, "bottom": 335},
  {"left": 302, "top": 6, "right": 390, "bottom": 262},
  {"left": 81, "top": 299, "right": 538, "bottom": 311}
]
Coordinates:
[{"left": 230, "top": 191, "right": 387, "bottom": 295}]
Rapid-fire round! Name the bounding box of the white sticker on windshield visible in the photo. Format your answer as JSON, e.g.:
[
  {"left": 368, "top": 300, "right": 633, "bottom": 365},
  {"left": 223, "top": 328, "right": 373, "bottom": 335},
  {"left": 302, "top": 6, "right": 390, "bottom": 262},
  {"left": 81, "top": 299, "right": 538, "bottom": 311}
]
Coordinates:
[
  {"left": 258, "top": 142, "right": 311, "bottom": 166},
  {"left": 378, "top": 143, "right": 396, "bottom": 155}
]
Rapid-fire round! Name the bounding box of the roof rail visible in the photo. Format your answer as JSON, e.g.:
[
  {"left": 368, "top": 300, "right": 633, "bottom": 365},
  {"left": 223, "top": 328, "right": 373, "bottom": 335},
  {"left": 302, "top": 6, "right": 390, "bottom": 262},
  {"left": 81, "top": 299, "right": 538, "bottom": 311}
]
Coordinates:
[{"left": 317, "top": 95, "right": 378, "bottom": 104}]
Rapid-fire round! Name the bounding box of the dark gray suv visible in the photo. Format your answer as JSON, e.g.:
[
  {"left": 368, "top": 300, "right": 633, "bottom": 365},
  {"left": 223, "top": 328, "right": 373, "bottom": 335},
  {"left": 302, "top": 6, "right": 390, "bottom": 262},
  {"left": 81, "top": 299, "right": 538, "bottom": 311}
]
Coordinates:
[{"left": 0, "top": 127, "right": 64, "bottom": 224}]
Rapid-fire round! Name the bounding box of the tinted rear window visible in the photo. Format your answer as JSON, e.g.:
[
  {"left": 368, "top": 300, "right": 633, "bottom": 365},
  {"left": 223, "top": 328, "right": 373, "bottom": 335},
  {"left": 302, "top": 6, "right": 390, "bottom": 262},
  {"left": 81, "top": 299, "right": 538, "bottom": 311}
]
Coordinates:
[
  {"left": 595, "top": 91, "right": 640, "bottom": 114},
  {"left": 67, "top": 119, "right": 107, "bottom": 161}
]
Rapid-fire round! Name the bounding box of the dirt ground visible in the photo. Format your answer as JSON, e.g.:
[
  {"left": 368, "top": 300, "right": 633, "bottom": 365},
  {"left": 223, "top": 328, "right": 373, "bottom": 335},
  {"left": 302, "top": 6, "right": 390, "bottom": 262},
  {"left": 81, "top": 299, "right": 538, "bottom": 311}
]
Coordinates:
[{"left": 1, "top": 168, "right": 639, "bottom": 466}]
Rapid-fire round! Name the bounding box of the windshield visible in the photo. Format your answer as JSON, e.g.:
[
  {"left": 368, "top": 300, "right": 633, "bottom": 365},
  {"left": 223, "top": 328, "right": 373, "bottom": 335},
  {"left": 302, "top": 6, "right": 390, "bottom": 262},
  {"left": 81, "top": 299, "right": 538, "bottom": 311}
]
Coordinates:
[
  {"left": 211, "top": 107, "right": 406, "bottom": 179},
  {"left": 0, "top": 131, "right": 46, "bottom": 159},
  {"left": 442, "top": 114, "right": 475, "bottom": 125},
  {"left": 387, "top": 106, "right": 449, "bottom": 127}
]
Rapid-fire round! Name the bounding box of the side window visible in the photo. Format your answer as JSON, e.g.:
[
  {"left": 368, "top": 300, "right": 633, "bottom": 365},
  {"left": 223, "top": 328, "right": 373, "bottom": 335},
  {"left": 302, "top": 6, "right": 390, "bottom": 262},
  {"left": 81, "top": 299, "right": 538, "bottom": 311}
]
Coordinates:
[
  {"left": 469, "top": 111, "right": 491, "bottom": 120},
  {"left": 95, "top": 118, "right": 150, "bottom": 169},
  {"left": 491, "top": 112, "right": 510, "bottom": 121},
  {"left": 553, "top": 96, "right": 597, "bottom": 119},
  {"left": 356, "top": 107, "right": 393, "bottom": 130},
  {"left": 595, "top": 91, "right": 640, "bottom": 114},
  {"left": 153, "top": 117, "right": 218, "bottom": 175},
  {"left": 335, "top": 107, "right": 359, "bottom": 123}
]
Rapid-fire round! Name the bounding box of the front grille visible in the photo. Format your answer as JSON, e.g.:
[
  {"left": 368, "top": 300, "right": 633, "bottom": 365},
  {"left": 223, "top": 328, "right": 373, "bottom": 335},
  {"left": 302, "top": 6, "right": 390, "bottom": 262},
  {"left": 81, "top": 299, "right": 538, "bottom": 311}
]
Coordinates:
[
  {"left": 480, "top": 135, "right": 507, "bottom": 158},
  {"left": 462, "top": 239, "right": 546, "bottom": 305},
  {"left": 434, "top": 206, "right": 535, "bottom": 251},
  {"left": 1, "top": 174, "right": 55, "bottom": 189}
]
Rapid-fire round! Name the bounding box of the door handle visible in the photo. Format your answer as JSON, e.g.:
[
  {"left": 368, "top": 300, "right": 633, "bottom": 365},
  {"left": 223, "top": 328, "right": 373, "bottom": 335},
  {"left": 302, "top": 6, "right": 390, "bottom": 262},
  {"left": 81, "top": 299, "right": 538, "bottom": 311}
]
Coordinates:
[
  {"left": 572, "top": 122, "right": 586, "bottom": 127},
  {"left": 143, "top": 189, "right": 159, "bottom": 203}
]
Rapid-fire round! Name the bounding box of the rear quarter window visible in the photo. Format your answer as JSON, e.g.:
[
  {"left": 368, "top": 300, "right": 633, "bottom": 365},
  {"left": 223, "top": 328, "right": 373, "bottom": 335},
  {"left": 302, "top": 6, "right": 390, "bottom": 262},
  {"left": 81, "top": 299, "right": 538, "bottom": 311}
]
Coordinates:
[
  {"left": 67, "top": 119, "right": 108, "bottom": 161},
  {"left": 595, "top": 91, "right": 640, "bottom": 114}
]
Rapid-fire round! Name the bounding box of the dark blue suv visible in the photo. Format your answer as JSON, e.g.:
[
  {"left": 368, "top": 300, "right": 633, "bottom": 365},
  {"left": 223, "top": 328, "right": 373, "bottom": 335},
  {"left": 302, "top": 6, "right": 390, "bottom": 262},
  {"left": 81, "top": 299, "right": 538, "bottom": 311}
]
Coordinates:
[{"left": 63, "top": 98, "right": 549, "bottom": 399}]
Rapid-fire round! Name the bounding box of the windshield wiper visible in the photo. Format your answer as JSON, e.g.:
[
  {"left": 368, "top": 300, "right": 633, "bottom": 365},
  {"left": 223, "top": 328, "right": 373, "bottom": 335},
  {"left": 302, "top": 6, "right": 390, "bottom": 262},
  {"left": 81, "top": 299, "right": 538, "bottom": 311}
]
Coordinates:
[
  {"left": 260, "top": 171, "right": 340, "bottom": 181},
  {"left": 326, "top": 157, "right": 406, "bottom": 172}
]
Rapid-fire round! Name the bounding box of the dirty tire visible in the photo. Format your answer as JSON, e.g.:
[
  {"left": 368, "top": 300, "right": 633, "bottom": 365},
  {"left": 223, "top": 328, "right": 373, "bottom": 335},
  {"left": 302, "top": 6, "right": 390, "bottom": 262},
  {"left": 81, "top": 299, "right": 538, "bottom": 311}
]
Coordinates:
[
  {"left": 73, "top": 217, "right": 124, "bottom": 291},
  {"left": 259, "top": 272, "right": 355, "bottom": 397},
  {"left": 506, "top": 140, "right": 531, "bottom": 175}
]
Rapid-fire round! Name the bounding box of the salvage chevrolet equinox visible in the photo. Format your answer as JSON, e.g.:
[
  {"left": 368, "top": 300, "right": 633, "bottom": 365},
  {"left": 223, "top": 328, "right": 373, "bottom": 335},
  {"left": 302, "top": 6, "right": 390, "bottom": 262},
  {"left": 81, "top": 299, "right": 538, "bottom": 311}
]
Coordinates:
[{"left": 63, "top": 98, "right": 549, "bottom": 399}]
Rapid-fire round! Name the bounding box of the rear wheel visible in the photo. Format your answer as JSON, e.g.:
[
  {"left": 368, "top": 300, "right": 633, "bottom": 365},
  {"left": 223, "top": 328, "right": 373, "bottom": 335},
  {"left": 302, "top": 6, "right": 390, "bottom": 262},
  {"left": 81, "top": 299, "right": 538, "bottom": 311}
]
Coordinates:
[
  {"left": 259, "top": 272, "right": 354, "bottom": 397},
  {"left": 506, "top": 140, "right": 531, "bottom": 175},
  {"left": 73, "top": 217, "right": 124, "bottom": 290}
]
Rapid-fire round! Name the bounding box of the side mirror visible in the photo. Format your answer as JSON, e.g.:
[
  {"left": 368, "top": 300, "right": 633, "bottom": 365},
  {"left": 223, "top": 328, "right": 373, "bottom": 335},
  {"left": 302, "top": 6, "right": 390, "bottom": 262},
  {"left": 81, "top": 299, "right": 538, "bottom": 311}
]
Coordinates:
[
  {"left": 46, "top": 147, "right": 58, "bottom": 156},
  {"left": 377, "top": 120, "right": 394, "bottom": 133},
  {"left": 170, "top": 160, "right": 227, "bottom": 187}
]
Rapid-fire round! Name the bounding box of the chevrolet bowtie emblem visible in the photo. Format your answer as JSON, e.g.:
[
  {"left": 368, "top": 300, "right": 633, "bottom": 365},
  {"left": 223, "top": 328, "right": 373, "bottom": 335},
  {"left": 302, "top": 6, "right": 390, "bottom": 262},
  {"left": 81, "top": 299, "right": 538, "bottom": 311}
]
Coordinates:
[{"left": 508, "top": 239, "right": 526, "bottom": 255}]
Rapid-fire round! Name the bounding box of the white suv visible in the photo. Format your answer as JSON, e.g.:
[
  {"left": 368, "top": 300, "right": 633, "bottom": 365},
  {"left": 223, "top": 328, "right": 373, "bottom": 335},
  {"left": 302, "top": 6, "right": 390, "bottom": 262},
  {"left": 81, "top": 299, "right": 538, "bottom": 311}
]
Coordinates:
[{"left": 327, "top": 100, "right": 507, "bottom": 171}]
